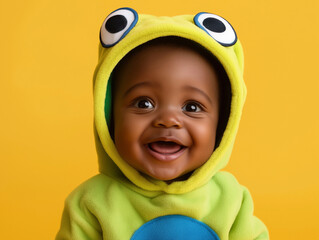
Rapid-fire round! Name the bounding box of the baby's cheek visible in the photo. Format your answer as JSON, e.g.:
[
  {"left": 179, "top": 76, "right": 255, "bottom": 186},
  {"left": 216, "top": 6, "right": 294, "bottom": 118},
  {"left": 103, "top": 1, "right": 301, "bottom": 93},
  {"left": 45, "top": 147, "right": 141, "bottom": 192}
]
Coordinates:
[
  {"left": 114, "top": 113, "right": 146, "bottom": 156},
  {"left": 189, "top": 119, "right": 217, "bottom": 158},
  {"left": 195, "top": 118, "right": 217, "bottom": 140}
]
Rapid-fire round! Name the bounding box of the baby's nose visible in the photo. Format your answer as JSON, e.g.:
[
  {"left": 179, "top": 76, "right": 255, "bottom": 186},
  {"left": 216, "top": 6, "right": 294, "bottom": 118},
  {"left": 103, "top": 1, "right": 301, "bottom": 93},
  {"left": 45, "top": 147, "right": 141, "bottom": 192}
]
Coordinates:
[{"left": 152, "top": 109, "right": 182, "bottom": 128}]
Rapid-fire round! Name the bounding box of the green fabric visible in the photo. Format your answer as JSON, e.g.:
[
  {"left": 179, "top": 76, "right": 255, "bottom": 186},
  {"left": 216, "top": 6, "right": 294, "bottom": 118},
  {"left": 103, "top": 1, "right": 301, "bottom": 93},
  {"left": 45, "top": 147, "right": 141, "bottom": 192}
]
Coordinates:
[
  {"left": 56, "top": 8, "right": 269, "bottom": 240},
  {"left": 56, "top": 173, "right": 268, "bottom": 240}
]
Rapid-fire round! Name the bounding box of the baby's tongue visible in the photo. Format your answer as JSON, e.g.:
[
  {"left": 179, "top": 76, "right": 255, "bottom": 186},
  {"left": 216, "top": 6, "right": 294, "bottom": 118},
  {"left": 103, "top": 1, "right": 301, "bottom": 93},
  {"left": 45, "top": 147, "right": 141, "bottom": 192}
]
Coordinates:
[{"left": 149, "top": 141, "right": 181, "bottom": 154}]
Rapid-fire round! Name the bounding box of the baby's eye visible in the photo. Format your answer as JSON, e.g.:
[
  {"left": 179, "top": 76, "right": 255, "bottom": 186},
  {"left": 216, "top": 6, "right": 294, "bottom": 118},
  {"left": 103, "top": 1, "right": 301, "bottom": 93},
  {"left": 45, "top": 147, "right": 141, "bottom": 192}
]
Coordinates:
[
  {"left": 134, "top": 98, "right": 154, "bottom": 109},
  {"left": 182, "top": 102, "right": 203, "bottom": 112}
]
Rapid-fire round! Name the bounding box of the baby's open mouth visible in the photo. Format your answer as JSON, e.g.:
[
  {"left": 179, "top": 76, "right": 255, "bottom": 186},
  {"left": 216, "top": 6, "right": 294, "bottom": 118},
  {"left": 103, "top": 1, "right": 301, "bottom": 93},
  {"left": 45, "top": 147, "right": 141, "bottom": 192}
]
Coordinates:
[
  {"left": 146, "top": 141, "right": 186, "bottom": 161},
  {"left": 148, "top": 141, "right": 184, "bottom": 154}
]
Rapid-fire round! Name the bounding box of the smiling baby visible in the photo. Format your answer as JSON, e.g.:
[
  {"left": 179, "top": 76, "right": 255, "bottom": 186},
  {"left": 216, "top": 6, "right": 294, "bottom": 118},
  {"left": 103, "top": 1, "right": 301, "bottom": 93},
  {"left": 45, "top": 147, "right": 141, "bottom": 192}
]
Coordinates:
[{"left": 56, "top": 8, "right": 269, "bottom": 240}]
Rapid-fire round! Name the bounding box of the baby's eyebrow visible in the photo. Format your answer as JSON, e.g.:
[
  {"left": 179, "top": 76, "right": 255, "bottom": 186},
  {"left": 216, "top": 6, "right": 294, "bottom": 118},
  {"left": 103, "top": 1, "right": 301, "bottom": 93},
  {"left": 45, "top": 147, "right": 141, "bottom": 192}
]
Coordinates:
[
  {"left": 124, "top": 82, "right": 156, "bottom": 97},
  {"left": 183, "top": 85, "right": 212, "bottom": 104}
]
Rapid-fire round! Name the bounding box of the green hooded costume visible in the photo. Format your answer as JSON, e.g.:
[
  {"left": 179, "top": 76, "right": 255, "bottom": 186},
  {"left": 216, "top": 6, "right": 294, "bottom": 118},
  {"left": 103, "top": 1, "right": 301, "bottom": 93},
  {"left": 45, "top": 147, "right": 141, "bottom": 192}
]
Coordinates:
[{"left": 56, "top": 7, "right": 269, "bottom": 240}]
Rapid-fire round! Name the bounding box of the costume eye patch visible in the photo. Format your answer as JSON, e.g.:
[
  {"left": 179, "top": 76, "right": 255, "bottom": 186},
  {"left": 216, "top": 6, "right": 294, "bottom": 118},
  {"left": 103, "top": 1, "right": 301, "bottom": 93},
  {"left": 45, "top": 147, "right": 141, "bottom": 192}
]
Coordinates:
[
  {"left": 194, "top": 12, "right": 237, "bottom": 46},
  {"left": 100, "top": 8, "right": 138, "bottom": 47}
]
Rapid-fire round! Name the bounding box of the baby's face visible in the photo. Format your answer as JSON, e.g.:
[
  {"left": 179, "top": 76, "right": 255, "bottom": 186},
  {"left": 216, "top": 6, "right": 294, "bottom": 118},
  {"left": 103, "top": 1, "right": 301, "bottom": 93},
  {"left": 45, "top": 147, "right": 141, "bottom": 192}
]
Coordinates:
[{"left": 113, "top": 44, "right": 220, "bottom": 181}]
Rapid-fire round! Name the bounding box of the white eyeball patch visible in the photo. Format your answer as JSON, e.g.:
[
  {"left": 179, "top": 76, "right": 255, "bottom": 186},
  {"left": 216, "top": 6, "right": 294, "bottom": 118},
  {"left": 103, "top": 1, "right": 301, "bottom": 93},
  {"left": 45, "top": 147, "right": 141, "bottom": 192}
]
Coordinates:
[
  {"left": 193, "top": 12, "right": 237, "bottom": 46},
  {"left": 100, "top": 8, "right": 237, "bottom": 48},
  {"left": 100, "top": 8, "right": 138, "bottom": 47}
]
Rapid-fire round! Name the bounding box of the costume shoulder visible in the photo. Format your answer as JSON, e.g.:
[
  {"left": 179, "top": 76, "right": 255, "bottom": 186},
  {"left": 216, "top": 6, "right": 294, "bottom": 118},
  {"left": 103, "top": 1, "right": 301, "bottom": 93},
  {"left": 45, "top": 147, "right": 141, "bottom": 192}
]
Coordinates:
[
  {"left": 214, "top": 172, "right": 269, "bottom": 240},
  {"left": 56, "top": 174, "right": 147, "bottom": 240},
  {"left": 55, "top": 174, "right": 112, "bottom": 240}
]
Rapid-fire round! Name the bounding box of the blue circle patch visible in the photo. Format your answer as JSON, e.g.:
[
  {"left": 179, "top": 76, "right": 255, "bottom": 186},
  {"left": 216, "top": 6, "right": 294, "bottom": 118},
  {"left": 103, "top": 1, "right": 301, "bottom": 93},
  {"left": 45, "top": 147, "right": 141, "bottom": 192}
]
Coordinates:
[{"left": 131, "top": 215, "right": 220, "bottom": 240}]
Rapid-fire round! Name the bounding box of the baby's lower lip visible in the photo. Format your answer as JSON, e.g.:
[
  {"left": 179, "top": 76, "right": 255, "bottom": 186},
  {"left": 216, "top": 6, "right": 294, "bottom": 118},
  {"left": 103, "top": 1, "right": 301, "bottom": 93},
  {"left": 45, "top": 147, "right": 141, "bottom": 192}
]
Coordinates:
[{"left": 145, "top": 142, "right": 186, "bottom": 162}]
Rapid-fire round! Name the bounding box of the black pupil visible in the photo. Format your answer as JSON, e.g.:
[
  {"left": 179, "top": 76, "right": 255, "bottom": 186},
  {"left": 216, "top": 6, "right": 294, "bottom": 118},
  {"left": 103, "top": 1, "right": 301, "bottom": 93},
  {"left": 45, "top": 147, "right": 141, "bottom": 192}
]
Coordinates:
[
  {"left": 105, "top": 15, "right": 128, "bottom": 34},
  {"left": 186, "top": 104, "right": 197, "bottom": 112},
  {"left": 138, "top": 100, "right": 151, "bottom": 108},
  {"left": 203, "top": 17, "right": 226, "bottom": 33}
]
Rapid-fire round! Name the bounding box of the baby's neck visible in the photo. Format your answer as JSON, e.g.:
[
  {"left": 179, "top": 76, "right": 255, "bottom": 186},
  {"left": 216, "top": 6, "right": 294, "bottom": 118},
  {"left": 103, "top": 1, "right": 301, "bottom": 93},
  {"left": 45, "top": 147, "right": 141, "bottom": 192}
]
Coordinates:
[{"left": 164, "top": 172, "right": 193, "bottom": 184}]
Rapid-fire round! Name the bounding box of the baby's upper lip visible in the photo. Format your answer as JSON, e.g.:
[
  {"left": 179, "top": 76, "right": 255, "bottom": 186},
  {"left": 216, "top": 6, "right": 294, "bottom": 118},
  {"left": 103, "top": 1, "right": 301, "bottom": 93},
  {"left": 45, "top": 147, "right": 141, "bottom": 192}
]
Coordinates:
[{"left": 145, "top": 136, "right": 187, "bottom": 147}]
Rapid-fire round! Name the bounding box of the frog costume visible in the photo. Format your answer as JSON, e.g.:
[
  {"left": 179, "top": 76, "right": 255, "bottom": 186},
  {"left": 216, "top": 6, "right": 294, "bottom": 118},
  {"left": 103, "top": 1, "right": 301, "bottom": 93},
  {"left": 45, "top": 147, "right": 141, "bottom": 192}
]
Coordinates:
[{"left": 56, "top": 8, "right": 269, "bottom": 240}]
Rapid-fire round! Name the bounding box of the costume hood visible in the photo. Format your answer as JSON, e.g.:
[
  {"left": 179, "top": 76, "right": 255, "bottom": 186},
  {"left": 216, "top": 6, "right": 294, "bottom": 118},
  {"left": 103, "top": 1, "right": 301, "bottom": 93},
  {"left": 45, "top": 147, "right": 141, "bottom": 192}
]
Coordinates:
[{"left": 93, "top": 7, "right": 246, "bottom": 194}]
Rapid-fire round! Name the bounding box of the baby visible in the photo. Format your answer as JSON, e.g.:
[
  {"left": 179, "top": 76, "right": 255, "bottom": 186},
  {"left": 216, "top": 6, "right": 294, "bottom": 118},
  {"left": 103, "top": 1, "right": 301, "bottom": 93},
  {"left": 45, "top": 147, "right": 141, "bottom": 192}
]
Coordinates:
[{"left": 56, "top": 8, "right": 269, "bottom": 240}]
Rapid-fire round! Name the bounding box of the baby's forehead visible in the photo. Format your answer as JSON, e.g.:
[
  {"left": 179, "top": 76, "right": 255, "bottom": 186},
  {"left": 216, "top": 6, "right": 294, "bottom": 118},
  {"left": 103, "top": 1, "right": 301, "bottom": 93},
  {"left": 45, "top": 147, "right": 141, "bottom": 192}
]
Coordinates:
[
  {"left": 113, "top": 36, "right": 223, "bottom": 81},
  {"left": 123, "top": 36, "right": 217, "bottom": 66}
]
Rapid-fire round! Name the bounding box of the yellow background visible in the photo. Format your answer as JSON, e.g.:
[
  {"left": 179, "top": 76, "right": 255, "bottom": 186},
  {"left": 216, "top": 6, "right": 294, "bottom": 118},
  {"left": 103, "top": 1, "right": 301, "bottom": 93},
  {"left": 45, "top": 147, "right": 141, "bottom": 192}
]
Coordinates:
[{"left": 1, "top": 0, "right": 318, "bottom": 239}]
